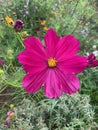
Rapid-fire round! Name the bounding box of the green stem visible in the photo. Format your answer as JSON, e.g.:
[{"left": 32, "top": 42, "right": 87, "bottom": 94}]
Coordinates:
[
  {"left": 0, "top": 86, "right": 7, "bottom": 93},
  {"left": 70, "top": 0, "right": 79, "bottom": 17},
  {"left": 4, "top": 80, "right": 21, "bottom": 88},
  {"left": 0, "top": 93, "right": 14, "bottom": 96},
  {"left": 71, "top": 6, "right": 86, "bottom": 34},
  {"left": 16, "top": 32, "right": 25, "bottom": 48}
]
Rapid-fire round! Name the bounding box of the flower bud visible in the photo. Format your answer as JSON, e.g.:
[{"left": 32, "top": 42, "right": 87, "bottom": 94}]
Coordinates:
[
  {"left": 22, "top": 31, "right": 29, "bottom": 39},
  {"left": 7, "top": 49, "right": 13, "bottom": 55},
  {"left": 88, "top": 53, "right": 98, "bottom": 67},
  {"left": 14, "top": 19, "right": 23, "bottom": 31}
]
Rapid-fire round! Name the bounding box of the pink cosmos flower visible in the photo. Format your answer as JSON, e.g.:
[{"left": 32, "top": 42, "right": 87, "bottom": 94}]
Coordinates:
[
  {"left": 18, "top": 28, "right": 88, "bottom": 98},
  {"left": 88, "top": 53, "right": 98, "bottom": 67}
]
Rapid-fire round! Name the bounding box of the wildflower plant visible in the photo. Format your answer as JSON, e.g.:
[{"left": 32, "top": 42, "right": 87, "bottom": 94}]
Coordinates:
[
  {"left": 0, "top": 93, "right": 97, "bottom": 130},
  {"left": 5, "top": 16, "right": 14, "bottom": 26},
  {"left": 4, "top": 110, "right": 15, "bottom": 127}
]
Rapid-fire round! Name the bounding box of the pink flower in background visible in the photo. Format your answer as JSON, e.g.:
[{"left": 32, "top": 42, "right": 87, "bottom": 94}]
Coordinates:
[
  {"left": 4, "top": 111, "right": 15, "bottom": 127},
  {"left": 37, "top": 30, "right": 42, "bottom": 35},
  {"left": 18, "top": 28, "right": 88, "bottom": 98},
  {"left": 88, "top": 53, "right": 98, "bottom": 67},
  {"left": 0, "top": 60, "right": 2, "bottom": 65}
]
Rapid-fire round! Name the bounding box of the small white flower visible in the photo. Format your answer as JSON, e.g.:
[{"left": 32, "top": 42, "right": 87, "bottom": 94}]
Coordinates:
[
  {"left": 93, "top": 50, "right": 98, "bottom": 56},
  {"left": 25, "top": 11, "right": 29, "bottom": 15},
  {"left": 86, "top": 52, "right": 89, "bottom": 56},
  {"left": 92, "top": 45, "right": 96, "bottom": 49}
]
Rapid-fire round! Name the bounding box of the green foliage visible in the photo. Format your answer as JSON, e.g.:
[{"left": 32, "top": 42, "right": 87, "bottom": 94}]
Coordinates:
[
  {"left": 79, "top": 68, "right": 98, "bottom": 123},
  {"left": 0, "top": 93, "right": 97, "bottom": 130}
]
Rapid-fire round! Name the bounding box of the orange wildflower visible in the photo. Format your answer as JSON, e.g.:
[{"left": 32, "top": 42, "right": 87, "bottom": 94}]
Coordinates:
[
  {"left": 9, "top": 112, "right": 15, "bottom": 119},
  {"left": 43, "top": 27, "right": 48, "bottom": 31},
  {"left": 40, "top": 20, "right": 46, "bottom": 25},
  {"left": 5, "top": 16, "right": 14, "bottom": 26}
]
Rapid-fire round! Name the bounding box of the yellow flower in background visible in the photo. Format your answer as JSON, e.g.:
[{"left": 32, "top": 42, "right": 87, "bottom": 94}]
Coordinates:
[
  {"left": 43, "top": 26, "right": 48, "bottom": 31},
  {"left": 49, "top": 17, "right": 54, "bottom": 22},
  {"left": 0, "top": 18, "right": 4, "bottom": 22},
  {"left": 7, "top": 49, "right": 13, "bottom": 55},
  {"left": 40, "top": 20, "right": 46, "bottom": 25},
  {"left": 22, "top": 31, "right": 29, "bottom": 39},
  {"left": 53, "top": 12, "right": 58, "bottom": 17},
  {"left": 12, "top": 12, "right": 17, "bottom": 16},
  {"left": 9, "top": 104, "right": 14, "bottom": 108},
  {"left": 5, "top": 16, "right": 14, "bottom": 26}
]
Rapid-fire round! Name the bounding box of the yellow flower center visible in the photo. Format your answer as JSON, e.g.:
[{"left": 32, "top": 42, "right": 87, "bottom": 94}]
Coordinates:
[{"left": 48, "top": 58, "right": 57, "bottom": 67}]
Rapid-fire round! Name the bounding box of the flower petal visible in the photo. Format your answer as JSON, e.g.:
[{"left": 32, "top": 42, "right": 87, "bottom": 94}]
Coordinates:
[
  {"left": 55, "top": 35, "right": 80, "bottom": 59},
  {"left": 22, "top": 69, "right": 47, "bottom": 94},
  {"left": 57, "top": 56, "right": 88, "bottom": 73},
  {"left": 18, "top": 50, "right": 47, "bottom": 72},
  {"left": 44, "top": 28, "right": 60, "bottom": 57},
  {"left": 44, "top": 69, "right": 63, "bottom": 98},
  {"left": 57, "top": 69, "right": 80, "bottom": 94},
  {"left": 18, "top": 36, "right": 48, "bottom": 73},
  {"left": 24, "top": 36, "right": 47, "bottom": 57}
]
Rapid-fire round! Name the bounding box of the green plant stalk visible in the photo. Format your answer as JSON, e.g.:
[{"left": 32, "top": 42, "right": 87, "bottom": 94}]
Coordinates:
[
  {"left": 16, "top": 32, "right": 25, "bottom": 48},
  {"left": 4, "top": 79, "right": 21, "bottom": 88},
  {"left": 0, "top": 86, "right": 7, "bottom": 93}
]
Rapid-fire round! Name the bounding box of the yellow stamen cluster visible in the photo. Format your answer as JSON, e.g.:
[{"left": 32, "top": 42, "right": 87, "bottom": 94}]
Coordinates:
[
  {"left": 5, "top": 16, "right": 14, "bottom": 26},
  {"left": 48, "top": 58, "right": 57, "bottom": 67}
]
